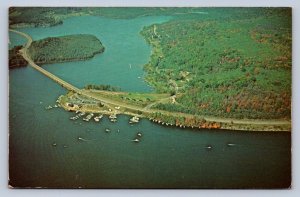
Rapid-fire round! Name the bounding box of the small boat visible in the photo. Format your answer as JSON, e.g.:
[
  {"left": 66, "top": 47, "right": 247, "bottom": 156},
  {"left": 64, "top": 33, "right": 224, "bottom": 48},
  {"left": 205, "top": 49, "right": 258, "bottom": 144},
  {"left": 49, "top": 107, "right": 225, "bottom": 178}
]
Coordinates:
[
  {"left": 109, "top": 114, "right": 117, "bottom": 119},
  {"left": 94, "top": 114, "right": 103, "bottom": 122},
  {"left": 109, "top": 114, "right": 117, "bottom": 122},
  {"left": 83, "top": 113, "right": 94, "bottom": 121},
  {"left": 105, "top": 128, "right": 110, "bottom": 132},
  {"left": 132, "top": 138, "right": 140, "bottom": 143},
  {"left": 115, "top": 106, "right": 120, "bottom": 110},
  {"left": 110, "top": 119, "right": 117, "bottom": 122},
  {"left": 205, "top": 145, "right": 212, "bottom": 149},
  {"left": 78, "top": 137, "right": 87, "bottom": 141},
  {"left": 45, "top": 105, "right": 53, "bottom": 110},
  {"left": 129, "top": 116, "right": 140, "bottom": 124},
  {"left": 52, "top": 143, "right": 57, "bottom": 147},
  {"left": 137, "top": 132, "right": 142, "bottom": 137},
  {"left": 227, "top": 143, "right": 236, "bottom": 147}
]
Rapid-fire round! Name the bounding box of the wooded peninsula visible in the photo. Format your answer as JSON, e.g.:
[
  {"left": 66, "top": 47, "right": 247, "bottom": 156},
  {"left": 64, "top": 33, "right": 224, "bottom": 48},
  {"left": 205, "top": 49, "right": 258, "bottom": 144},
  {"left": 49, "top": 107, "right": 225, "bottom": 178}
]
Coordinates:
[{"left": 9, "top": 34, "right": 104, "bottom": 69}]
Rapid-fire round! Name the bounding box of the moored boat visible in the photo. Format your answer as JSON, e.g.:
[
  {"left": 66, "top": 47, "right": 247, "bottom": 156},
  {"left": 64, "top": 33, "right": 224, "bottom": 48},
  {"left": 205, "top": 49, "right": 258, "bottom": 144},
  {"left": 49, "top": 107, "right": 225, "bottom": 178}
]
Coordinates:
[
  {"left": 129, "top": 116, "right": 140, "bottom": 124},
  {"left": 132, "top": 138, "right": 140, "bottom": 143}
]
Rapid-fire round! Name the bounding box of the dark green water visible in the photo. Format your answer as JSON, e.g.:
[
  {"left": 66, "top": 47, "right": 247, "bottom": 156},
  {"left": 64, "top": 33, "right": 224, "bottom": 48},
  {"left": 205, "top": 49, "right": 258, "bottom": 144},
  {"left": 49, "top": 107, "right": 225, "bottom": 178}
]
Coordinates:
[{"left": 9, "top": 16, "right": 291, "bottom": 189}]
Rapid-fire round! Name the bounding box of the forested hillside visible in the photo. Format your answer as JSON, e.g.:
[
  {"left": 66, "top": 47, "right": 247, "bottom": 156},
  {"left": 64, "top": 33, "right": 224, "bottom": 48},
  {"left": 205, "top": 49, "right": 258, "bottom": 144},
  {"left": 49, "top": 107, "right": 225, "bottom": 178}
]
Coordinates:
[
  {"left": 141, "top": 8, "right": 291, "bottom": 119},
  {"left": 9, "top": 7, "right": 199, "bottom": 27}
]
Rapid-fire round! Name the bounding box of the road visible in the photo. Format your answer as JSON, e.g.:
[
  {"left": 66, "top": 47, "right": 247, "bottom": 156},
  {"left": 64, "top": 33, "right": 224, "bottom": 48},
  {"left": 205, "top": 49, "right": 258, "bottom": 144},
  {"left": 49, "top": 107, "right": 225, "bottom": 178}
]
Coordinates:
[
  {"left": 9, "top": 29, "right": 291, "bottom": 131},
  {"left": 9, "top": 29, "right": 150, "bottom": 113}
]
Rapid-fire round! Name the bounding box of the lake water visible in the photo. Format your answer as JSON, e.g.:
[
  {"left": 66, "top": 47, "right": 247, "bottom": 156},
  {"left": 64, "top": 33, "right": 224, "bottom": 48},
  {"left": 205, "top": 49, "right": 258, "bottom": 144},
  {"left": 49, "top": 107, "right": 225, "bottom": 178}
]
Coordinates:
[{"left": 9, "top": 16, "right": 291, "bottom": 188}]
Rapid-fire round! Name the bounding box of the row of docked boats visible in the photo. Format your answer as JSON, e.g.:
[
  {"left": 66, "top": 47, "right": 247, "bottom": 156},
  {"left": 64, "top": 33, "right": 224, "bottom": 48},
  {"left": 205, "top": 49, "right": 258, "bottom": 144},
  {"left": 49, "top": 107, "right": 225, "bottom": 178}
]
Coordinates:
[
  {"left": 69, "top": 111, "right": 141, "bottom": 125},
  {"left": 70, "top": 112, "right": 103, "bottom": 122},
  {"left": 70, "top": 112, "right": 85, "bottom": 120},
  {"left": 45, "top": 104, "right": 59, "bottom": 110}
]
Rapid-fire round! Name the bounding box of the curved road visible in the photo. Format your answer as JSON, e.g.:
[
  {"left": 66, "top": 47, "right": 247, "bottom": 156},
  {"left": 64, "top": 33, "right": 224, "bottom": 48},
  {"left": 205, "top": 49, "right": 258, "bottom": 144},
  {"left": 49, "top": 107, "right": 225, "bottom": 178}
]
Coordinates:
[
  {"left": 10, "top": 29, "right": 80, "bottom": 93},
  {"left": 9, "top": 29, "right": 151, "bottom": 112}
]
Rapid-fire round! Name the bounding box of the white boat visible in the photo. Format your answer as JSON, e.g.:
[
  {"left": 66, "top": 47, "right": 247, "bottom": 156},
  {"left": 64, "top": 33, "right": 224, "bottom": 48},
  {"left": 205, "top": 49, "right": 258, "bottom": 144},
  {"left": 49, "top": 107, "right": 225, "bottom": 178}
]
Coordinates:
[
  {"left": 109, "top": 114, "right": 117, "bottom": 119},
  {"left": 83, "top": 118, "right": 89, "bottom": 121},
  {"left": 45, "top": 105, "right": 53, "bottom": 110},
  {"left": 82, "top": 114, "right": 91, "bottom": 121},
  {"left": 110, "top": 119, "right": 117, "bottom": 122},
  {"left": 132, "top": 138, "right": 140, "bottom": 143},
  {"left": 94, "top": 114, "right": 103, "bottom": 122},
  {"left": 129, "top": 116, "right": 139, "bottom": 123}
]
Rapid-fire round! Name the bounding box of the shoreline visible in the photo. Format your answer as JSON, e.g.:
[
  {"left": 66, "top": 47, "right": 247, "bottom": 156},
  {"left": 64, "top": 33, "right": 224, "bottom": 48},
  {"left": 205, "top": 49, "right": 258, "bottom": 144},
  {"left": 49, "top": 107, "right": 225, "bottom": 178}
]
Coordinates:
[{"left": 58, "top": 93, "right": 291, "bottom": 132}]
